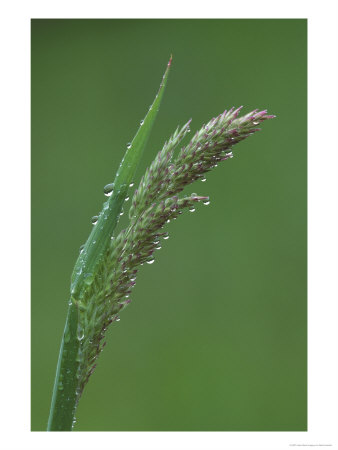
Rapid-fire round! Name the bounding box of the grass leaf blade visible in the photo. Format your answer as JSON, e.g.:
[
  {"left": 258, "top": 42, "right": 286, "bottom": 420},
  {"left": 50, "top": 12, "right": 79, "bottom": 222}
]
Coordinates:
[{"left": 47, "top": 57, "right": 171, "bottom": 431}]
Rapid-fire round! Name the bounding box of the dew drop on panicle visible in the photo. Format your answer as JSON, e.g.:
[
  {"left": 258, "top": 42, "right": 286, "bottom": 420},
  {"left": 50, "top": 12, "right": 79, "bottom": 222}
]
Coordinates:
[
  {"left": 201, "top": 177, "right": 206, "bottom": 182},
  {"left": 163, "top": 233, "right": 169, "bottom": 240},
  {"left": 191, "top": 192, "right": 198, "bottom": 198},
  {"left": 129, "top": 182, "right": 134, "bottom": 187},
  {"left": 120, "top": 210, "right": 124, "bottom": 216},
  {"left": 189, "top": 206, "right": 196, "bottom": 213},
  {"left": 203, "top": 199, "right": 210, "bottom": 206},
  {"left": 91, "top": 216, "right": 99, "bottom": 225},
  {"left": 103, "top": 183, "right": 114, "bottom": 197},
  {"left": 253, "top": 121, "right": 259, "bottom": 125},
  {"left": 146, "top": 258, "right": 155, "bottom": 264},
  {"left": 125, "top": 196, "right": 129, "bottom": 202}
]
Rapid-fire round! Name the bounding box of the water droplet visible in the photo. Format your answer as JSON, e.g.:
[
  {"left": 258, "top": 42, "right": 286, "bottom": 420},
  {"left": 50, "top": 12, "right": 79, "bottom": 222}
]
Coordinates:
[
  {"left": 140, "top": 119, "right": 144, "bottom": 126},
  {"left": 111, "top": 236, "right": 114, "bottom": 240},
  {"left": 127, "top": 143, "right": 132, "bottom": 149},
  {"left": 166, "top": 219, "right": 170, "bottom": 223},
  {"left": 201, "top": 177, "right": 206, "bottom": 182},
  {"left": 58, "top": 382, "right": 64, "bottom": 391},
  {"left": 77, "top": 327, "right": 84, "bottom": 341},
  {"left": 84, "top": 273, "right": 94, "bottom": 286},
  {"left": 129, "top": 182, "right": 134, "bottom": 187},
  {"left": 203, "top": 200, "right": 210, "bottom": 206},
  {"left": 155, "top": 245, "right": 162, "bottom": 250},
  {"left": 103, "top": 183, "right": 114, "bottom": 197},
  {"left": 120, "top": 210, "right": 124, "bottom": 216},
  {"left": 191, "top": 192, "right": 198, "bottom": 198},
  {"left": 189, "top": 207, "right": 196, "bottom": 213},
  {"left": 91, "top": 216, "right": 99, "bottom": 225},
  {"left": 253, "top": 121, "right": 259, "bottom": 125},
  {"left": 163, "top": 233, "right": 169, "bottom": 240},
  {"left": 146, "top": 258, "right": 155, "bottom": 264},
  {"left": 125, "top": 196, "right": 129, "bottom": 202},
  {"left": 79, "top": 244, "right": 85, "bottom": 254}
]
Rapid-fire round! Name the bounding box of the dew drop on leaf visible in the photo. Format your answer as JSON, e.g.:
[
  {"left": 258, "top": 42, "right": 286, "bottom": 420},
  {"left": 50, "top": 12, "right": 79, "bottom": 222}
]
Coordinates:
[
  {"left": 127, "top": 143, "right": 132, "bottom": 149},
  {"left": 103, "top": 183, "right": 114, "bottom": 197},
  {"left": 77, "top": 327, "right": 84, "bottom": 341},
  {"left": 91, "top": 216, "right": 98, "bottom": 225},
  {"left": 84, "top": 273, "right": 94, "bottom": 286}
]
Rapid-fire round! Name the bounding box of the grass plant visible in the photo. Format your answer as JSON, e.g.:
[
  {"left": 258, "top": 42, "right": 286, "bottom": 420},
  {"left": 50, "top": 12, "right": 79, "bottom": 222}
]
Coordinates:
[{"left": 47, "top": 57, "right": 275, "bottom": 431}]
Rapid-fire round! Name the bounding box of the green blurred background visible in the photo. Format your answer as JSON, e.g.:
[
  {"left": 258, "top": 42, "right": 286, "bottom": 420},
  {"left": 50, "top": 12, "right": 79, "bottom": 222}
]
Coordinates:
[{"left": 31, "top": 19, "right": 307, "bottom": 431}]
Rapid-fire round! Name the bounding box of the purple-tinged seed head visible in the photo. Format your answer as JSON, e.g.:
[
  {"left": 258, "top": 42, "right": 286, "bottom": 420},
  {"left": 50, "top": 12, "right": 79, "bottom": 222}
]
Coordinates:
[
  {"left": 253, "top": 109, "right": 267, "bottom": 118},
  {"left": 233, "top": 106, "right": 243, "bottom": 118}
]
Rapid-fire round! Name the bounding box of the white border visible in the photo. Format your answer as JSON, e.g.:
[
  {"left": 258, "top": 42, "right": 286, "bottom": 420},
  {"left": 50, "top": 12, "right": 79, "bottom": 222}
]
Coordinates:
[{"left": 1, "top": 1, "right": 337, "bottom": 449}]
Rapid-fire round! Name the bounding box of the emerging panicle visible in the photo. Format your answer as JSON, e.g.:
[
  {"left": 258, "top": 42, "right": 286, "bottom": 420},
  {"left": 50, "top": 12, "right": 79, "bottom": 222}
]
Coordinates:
[{"left": 73, "top": 106, "right": 275, "bottom": 397}]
